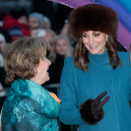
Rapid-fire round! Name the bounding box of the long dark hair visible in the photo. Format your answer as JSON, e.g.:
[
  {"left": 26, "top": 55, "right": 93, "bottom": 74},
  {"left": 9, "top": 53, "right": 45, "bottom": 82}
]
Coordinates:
[{"left": 73, "top": 35, "right": 122, "bottom": 71}]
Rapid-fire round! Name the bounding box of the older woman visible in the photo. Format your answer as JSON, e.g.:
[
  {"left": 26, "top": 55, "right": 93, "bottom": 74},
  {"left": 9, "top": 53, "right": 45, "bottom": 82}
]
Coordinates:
[
  {"left": 59, "top": 4, "right": 131, "bottom": 131},
  {"left": 1, "top": 37, "right": 61, "bottom": 131}
]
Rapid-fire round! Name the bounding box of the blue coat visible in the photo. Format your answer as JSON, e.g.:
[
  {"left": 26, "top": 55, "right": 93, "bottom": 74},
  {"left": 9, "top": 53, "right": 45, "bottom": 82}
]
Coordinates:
[
  {"left": 59, "top": 51, "right": 131, "bottom": 131},
  {"left": 2, "top": 79, "right": 60, "bottom": 131}
]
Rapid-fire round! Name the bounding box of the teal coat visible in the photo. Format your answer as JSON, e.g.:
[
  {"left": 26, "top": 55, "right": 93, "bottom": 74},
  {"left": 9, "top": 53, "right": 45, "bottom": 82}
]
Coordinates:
[
  {"left": 59, "top": 51, "right": 131, "bottom": 131},
  {"left": 2, "top": 79, "right": 60, "bottom": 131}
]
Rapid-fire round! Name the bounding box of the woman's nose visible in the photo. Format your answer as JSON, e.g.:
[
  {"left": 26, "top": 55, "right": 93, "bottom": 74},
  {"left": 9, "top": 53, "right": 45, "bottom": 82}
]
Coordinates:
[
  {"left": 89, "top": 36, "right": 93, "bottom": 44},
  {"left": 48, "top": 59, "right": 51, "bottom": 66}
]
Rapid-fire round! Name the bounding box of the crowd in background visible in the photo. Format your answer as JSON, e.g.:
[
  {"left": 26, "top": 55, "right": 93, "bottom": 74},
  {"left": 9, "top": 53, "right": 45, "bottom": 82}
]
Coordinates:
[{"left": 0, "top": 7, "right": 77, "bottom": 98}]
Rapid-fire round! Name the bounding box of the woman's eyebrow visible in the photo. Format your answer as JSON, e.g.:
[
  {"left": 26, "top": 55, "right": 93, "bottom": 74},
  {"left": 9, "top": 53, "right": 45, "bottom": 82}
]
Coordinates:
[
  {"left": 83, "top": 32, "right": 87, "bottom": 35},
  {"left": 92, "top": 31, "right": 100, "bottom": 34}
]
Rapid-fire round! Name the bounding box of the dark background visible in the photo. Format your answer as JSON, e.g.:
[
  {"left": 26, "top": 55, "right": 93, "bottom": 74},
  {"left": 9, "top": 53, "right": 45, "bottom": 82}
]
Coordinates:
[{"left": 0, "top": 0, "right": 72, "bottom": 31}]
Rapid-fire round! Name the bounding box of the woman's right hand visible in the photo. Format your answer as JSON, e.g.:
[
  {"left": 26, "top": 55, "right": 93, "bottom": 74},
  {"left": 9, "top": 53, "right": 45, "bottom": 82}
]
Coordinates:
[
  {"left": 91, "top": 91, "right": 110, "bottom": 115},
  {"left": 80, "top": 91, "right": 110, "bottom": 125}
]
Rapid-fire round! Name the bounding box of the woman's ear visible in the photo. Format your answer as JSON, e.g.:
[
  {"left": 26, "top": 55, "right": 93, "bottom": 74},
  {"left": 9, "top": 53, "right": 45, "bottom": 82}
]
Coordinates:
[{"left": 106, "top": 34, "right": 108, "bottom": 39}]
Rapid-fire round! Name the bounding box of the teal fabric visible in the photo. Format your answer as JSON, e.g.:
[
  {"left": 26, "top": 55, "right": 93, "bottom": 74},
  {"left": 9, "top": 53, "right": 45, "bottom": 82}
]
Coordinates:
[
  {"left": 59, "top": 51, "right": 131, "bottom": 131},
  {"left": 2, "top": 79, "right": 60, "bottom": 131}
]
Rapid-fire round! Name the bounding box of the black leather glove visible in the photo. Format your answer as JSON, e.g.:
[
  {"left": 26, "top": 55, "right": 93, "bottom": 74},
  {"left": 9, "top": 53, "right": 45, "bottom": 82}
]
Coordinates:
[
  {"left": 80, "top": 91, "right": 110, "bottom": 125},
  {"left": 91, "top": 91, "right": 110, "bottom": 114}
]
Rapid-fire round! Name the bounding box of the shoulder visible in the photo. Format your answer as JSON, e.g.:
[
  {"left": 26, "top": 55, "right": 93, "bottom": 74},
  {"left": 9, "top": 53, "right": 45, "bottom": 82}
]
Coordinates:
[
  {"left": 118, "top": 52, "right": 129, "bottom": 58},
  {"left": 118, "top": 52, "right": 129, "bottom": 63},
  {"left": 64, "top": 56, "right": 76, "bottom": 66},
  {"left": 64, "top": 56, "right": 77, "bottom": 70},
  {"left": 64, "top": 56, "right": 74, "bottom": 63},
  {"left": 117, "top": 52, "right": 130, "bottom": 68}
]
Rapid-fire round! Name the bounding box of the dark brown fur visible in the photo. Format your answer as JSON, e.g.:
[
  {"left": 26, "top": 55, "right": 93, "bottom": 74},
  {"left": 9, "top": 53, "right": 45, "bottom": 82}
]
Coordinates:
[
  {"left": 70, "top": 4, "right": 118, "bottom": 40},
  {"left": 80, "top": 99, "right": 104, "bottom": 125}
]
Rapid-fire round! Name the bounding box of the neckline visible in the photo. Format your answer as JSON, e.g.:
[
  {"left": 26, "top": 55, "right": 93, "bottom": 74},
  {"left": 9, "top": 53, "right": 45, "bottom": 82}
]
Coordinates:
[{"left": 88, "top": 50, "right": 110, "bottom": 66}]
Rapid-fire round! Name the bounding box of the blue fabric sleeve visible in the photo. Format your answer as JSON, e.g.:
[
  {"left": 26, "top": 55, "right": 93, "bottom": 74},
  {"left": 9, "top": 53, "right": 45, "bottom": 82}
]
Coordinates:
[
  {"left": 11, "top": 90, "right": 60, "bottom": 120},
  {"left": 33, "top": 94, "right": 60, "bottom": 119},
  {"left": 29, "top": 91, "right": 60, "bottom": 119},
  {"left": 59, "top": 58, "right": 85, "bottom": 125}
]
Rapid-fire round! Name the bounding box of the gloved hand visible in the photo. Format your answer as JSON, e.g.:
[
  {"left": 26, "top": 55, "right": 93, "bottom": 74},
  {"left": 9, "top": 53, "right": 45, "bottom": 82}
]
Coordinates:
[
  {"left": 80, "top": 91, "right": 110, "bottom": 125},
  {"left": 91, "top": 91, "right": 110, "bottom": 115}
]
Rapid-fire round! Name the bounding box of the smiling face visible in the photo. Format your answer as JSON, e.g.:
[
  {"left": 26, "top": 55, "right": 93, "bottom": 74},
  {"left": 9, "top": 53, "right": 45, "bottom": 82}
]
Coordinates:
[
  {"left": 31, "top": 56, "right": 51, "bottom": 85},
  {"left": 55, "top": 38, "right": 68, "bottom": 56},
  {"left": 82, "top": 30, "right": 108, "bottom": 54},
  {"left": 28, "top": 17, "right": 40, "bottom": 31}
]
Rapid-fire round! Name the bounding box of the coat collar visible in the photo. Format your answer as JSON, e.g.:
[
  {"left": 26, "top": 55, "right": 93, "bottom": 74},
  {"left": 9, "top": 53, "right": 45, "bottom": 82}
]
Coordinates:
[
  {"left": 11, "top": 79, "right": 47, "bottom": 96},
  {"left": 11, "top": 79, "right": 60, "bottom": 106},
  {"left": 88, "top": 50, "right": 110, "bottom": 66}
]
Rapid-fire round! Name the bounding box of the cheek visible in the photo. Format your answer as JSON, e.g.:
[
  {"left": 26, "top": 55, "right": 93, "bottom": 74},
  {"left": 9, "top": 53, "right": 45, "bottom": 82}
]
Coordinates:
[
  {"left": 97, "top": 38, "right": 105, "bottom": 43},
  {"left": 63, "top": 46, "right": 67, "bottom": 52},
  {"left": 28, "top": 19, "right": 32, "bottom": 24},
  {"left": 35, "top": 21, "right": 40, "bottom": 26},
  {"left": 24, "top": 20, "right": 27, "bottom": 24},
  {"left": 1, "top": 43, "right": 5, "bottom": 48},
  {"left": 55, "top": 46, "right": 60, "bottom": 52},
  {"left": 96, "top": 34, "right": 106, "bottom": 44},
  {"left": 38, "top": 61, "right": 45, "bottom": 71},
  {"left": 82, "top": 37, "right": 89, "bottom": 45},
  {"left": 29, "top": 22, "right": 33, "bottom": 27}
]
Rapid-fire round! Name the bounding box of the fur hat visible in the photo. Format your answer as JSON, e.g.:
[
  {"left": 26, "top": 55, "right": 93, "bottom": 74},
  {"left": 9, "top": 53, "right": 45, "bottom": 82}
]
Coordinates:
[{"left": 69, "top": 4, "right": 118, "bottom": 40}]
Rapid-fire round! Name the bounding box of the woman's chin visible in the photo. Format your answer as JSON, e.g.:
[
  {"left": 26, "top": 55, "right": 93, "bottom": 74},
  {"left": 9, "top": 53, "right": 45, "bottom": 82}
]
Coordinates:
[
  {"left": 46, "top": 76, "right": 50, "bottom": 81},
  {"left": 89, "top": 49, "right": 106, "bottom": 55},
  {"left": 89, "top": 50, "right": 99, "bottom": 55}
]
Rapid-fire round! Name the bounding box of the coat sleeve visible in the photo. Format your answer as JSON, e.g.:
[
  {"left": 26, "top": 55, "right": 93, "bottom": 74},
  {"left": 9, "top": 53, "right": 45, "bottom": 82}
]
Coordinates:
[
  {"left": 41, "top": 95, "right": 61, "bottom": 119},
  {"left": 59, "top": 58, "right": 85, "bottom": 125}
]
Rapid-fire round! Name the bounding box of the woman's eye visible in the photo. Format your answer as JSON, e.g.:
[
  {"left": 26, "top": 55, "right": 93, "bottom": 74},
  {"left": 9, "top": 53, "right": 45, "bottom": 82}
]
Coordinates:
[
  {"left": 94, "top": 33, "right": 100, "bottom": 37},
  {"left": 82, "top": 35, "right": 88, "bottom": 38}
]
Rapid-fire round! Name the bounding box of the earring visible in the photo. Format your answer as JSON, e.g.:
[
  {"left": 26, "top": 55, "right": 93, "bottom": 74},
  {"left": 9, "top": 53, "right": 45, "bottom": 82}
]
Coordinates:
[
  {"left": 106, "top": 38, "right": 108, "bottom": 41},
  {"left": 36, "top": 70, "right": 37, "bottom": 75}
]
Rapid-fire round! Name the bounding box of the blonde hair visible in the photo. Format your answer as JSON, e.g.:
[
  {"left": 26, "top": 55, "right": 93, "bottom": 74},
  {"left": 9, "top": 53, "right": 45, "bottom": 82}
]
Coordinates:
[
  {"left": 4, "top": 37, "right": 47, "bottom": 85},
  {"left": 48, "top": 35, "right": 73, "bottom": 63}
]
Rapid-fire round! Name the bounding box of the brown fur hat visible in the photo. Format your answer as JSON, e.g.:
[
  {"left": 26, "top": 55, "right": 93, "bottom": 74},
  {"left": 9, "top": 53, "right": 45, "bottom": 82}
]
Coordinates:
[{"left": 70, "top": 4, "right": 118, "bottom": 40}]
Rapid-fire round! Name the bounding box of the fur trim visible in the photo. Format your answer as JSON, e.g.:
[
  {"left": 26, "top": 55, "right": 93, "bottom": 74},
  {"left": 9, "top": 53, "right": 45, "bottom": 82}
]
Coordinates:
[
  {"left": 70, "top": 4, "right": 118, "bottom": 40},
  {"left": 80, "top": 99, "right": 104, "bottom": 125}
]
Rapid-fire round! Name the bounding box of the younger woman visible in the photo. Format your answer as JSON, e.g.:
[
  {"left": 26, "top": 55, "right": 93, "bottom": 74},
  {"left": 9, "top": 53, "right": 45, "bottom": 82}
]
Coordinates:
[{"left": 59, "top": 4, "right": 131, "bottom": 131}]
